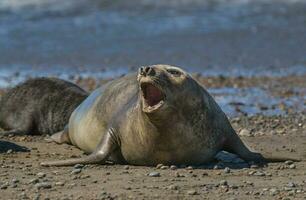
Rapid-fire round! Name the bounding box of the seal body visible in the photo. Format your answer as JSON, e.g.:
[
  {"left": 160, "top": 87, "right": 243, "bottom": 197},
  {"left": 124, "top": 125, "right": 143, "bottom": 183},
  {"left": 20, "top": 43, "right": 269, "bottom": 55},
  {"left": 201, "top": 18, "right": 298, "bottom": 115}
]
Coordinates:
[
  {"left": 42, "top": 65, "right": 285, "bottom": 167},
  {"left": 0, "top": 78, "right": 88, "bottom": 135}
]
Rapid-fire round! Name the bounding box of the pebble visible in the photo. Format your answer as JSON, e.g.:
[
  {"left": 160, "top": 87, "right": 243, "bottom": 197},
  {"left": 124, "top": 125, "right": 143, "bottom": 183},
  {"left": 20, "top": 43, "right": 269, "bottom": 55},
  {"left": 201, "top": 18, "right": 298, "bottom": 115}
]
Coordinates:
[
  {"left": 269, "top": 188, "right": 279, "bottom": 196},
  {"left": 123, "top": 165, "right": 129, "bottom": 170},
  {"left": 55, "top": 182, "right": 65, "bottom": 186},
  {"left": 148, "top": 172, "right": 160, "bottom": 177},
  {"left": 187, "top": 190, "right": 197, "bottom": 195},
  {"left": 285, "top": 160, "right": 294, "bottom": 165},
  {"left": 37, "top": 172, "right": 46, "bottom": 178},
  {"left": 168, "top": 185, "right": 178, "bottom": 190},
  {"left": 239, "top": 129, "right": 252, "bottom": 137},
  {"left": 74, "top": 164, "right": 84, "bottom": 169},
  {"left": 170, "top": 165, "right": 178, "bottom": 170},
  {"left": 220, "top": 180, "right": 228, "bottom": 186},
  {"left": 289, "top": 164, "right": 296, "bottom": 169},
  {"left": 0, "top": 182, "right": 9, "bottom": 189},
  {"left": 287, "top": 182, "right": 296, "bottom": 188},
  {"left": 71, "top": 168, "right": 82, "bottom": 174},
  {"left": 35, "top": 182, "right": 52, "bottom": 189},
  {"left": 224, "top": 167, "right": 231, "bottom": 173},
  {"left": 29, "top": 178, "right": 39, "bottom": 184},
  {"left": 160, "top": 166, "right": 169, "bottom": 170},
  {"left": 12, "top": 178, "right": 19, "bottom": 184},
  {"left": 156, "top": 164, "right": 163, "bottom": 169},
  {"left": 6, "top": 149, "right": 13, "bottom": 154},
  {"left": 252, "top": 171, "right": 265, "bottom": 176}
]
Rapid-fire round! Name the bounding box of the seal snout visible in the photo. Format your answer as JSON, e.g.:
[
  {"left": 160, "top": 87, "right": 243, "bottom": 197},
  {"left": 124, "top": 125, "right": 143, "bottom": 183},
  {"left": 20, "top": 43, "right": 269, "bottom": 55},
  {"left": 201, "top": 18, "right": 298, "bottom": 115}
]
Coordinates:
[{"left": 139, "top": 66, "right": 156, "bottom": 77}]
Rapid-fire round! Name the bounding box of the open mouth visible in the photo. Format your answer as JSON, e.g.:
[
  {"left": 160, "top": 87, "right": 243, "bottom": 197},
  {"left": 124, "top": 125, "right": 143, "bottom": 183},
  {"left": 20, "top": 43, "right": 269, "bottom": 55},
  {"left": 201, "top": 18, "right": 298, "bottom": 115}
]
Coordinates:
[{"left": 140, "top": 82, "right": 165, "bottom": 112}]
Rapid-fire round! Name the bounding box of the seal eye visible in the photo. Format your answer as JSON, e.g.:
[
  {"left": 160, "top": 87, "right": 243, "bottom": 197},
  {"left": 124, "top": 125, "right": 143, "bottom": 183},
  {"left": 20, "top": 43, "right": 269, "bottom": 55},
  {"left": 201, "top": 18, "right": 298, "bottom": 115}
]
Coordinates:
[{"left": 167, "top": 69, "right": 181, "bottom": 76}]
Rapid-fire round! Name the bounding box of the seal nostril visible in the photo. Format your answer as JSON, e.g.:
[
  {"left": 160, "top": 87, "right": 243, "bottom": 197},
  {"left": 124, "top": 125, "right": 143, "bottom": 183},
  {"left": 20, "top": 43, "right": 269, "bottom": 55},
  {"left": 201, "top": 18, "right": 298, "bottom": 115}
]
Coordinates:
[
  {"left": 144, "top": 66, "right": 156, "bottom": 76},
  {"left": 140, "top": 67, "right": 146, "bottom": 76}
]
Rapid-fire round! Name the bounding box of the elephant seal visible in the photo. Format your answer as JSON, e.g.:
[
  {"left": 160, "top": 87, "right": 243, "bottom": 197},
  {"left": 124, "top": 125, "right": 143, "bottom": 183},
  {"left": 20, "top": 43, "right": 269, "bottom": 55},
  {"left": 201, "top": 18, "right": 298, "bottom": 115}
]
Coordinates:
[
  {"left": 0, "top": 78, "right": 88, "bottom": 136},
  {"left": 41, "top": 65, "right": 298, "bottom": 166}
]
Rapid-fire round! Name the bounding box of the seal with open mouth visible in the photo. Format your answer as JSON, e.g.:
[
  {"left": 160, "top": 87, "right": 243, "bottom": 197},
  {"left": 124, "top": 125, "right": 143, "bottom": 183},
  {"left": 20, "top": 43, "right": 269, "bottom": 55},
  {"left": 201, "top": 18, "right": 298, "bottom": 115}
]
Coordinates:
[{"left": 41, "top": 65, "right": 298, "bottom": 166}]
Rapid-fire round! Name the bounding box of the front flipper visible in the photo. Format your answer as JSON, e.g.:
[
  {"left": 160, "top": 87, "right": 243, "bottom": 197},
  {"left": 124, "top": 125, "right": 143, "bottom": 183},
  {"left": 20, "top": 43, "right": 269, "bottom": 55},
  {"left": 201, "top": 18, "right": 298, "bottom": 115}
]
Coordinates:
[
  {"left": 41, "top": 128, "right": 118, "bottom": 167},
  {"left": 45, "top": 126, "right": 71, "bottom": 144}
]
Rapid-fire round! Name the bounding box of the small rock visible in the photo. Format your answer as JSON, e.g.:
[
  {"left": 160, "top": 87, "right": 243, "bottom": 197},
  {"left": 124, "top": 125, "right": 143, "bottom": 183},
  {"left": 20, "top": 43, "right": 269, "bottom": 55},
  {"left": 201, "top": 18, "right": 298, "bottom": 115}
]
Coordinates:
[
  {"left": 253, "top": 171, "right": 265, "bottom": 176},
  {"left": 0, "top": 182, "right": 9, "bottom": 189},
  {"left": 170, "top": 165, "right": 177, "bottom": 170},
  {"left": 160, "top": 166, "right": 169, "bottom": 170},
  {"left": 71, "top": 168, "right": 82, "bottom": 174},
  {"left": 74, "top": 164, "right": 84, "bottom": 169},
  {"left": 285, "top": 160, "right": 294, "bottom": 165},
  {"left": 187, "top": 190, "right": 197, "bottom": 195},
  {"left": 168, "top": 185, "right": 178, "bottom": 190},
  {"left": 6, "top": 149, "right": 13, "bottom": 154},
  {"left": 269, "top": 188, "right": 279, "bottom": 196},
  {"left": 35, "top": 182, "right": 52, "bottom": 190},
  {"left": 220, "top": 180, "right": 228, "bottom": 186},
  {"left": 224, "top": 167, "right": 231, "bottom": 173},
  {"left": 239, "top": 129, "right": 252, "bottom": 137},
  {"left": 148, "top": 172, "right": 160, "bottom": 177},
  {"left": 175, "top": 172, "right": 184, "bottom": 177},
  {"left": 37, "top": 172, "right": 46, "bottom": 178},
  {"left": 289, "top": 164, "right": 296, "bottom": 169},
  {"left": 12, "top": 178, "right": 19, "bottom": 184},
  {"left": 186, "top": 166, "right": 194, "bottom": 170},
  {"left": 123, "top": 165, "right": 129, "bottom": 170},
  {"left": 156, "top": 164, "right": 163, "bottom": 169},
  {"left": 287, "top": 182, "right": 296, "bottom": 188},
  {"left": 29, "top": 178, "right": 39, "bottom": 184},
  {"left": 55, "top": 182, "right": 65, "bottom": 186}
]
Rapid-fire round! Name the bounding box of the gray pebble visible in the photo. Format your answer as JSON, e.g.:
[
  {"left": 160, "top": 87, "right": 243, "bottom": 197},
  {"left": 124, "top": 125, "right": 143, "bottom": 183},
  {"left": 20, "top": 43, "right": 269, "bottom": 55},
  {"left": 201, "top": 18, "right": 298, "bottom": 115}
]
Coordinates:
[
  {"left": 187, "top": 190, "right": 197, "bottom": 195},
  {"left": 35, "top": 182, "right": 52, "bottom": 189},
  {"left": 269, "top": 188, "right": 279, "bottom": 196},
  {"left": 170, "top": 165, "right": 178, "bottom": 170},
  {"left": 148, "top": 172, "right": 160, "bottom": 177},
  {"left": 71, "top": 168, "right": 82, "bottom": 174},
  {"left": 285, "top": 160, "right": 294, "bottom": 165},
  {"left": 55, "top": 182, "right": 65, "bottom": 186},
  {"left": 253, "top": 171, "right": 265, "bottom": 176},
  {"left": 37, "top": 172, "right": 46, "bottom": 178},
  {"left": 168, "top": 185, "right": 178, "bottom": 190},
  {"left": 29, "top": 178, "right": 39, "bottom": 184},
  {"left": 220, "top": 180, "right": 228, "bottom": 186},
  {"left": 156, "top": 164, "right": 163, "bottom": 169},
  {"left": 6, "top": 149, "right": 13, "bottom": 154},
  {"left": 123, "top": 165, "right": 129, "bottom": 170},
  {"left": 287, "top": 182, "right": 296, "bottom": 188},
  {"left": 0, "top": 182, "right": 9, "bottom": 189},
  {"left": 224, "top": 167, "right": 231, "bottom": 173},
  {"left": 160, "top": 166, "right": 169, "bottom": 170},
  {"left": 74, "top": 164, "right": 84, "bottom": 169},
  {"left": 289, "top": 164, "right": 296, "bottom": 169}
]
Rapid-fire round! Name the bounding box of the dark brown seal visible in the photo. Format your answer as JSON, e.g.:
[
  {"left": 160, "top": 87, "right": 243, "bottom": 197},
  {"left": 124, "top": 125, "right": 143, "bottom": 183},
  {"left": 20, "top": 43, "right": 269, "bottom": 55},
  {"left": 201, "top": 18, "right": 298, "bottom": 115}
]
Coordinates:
[
  {"left": 41, "top": 65, "right": 298, "bottom": 166},
  {"left": 0, "top": 77, "right": 88, "bottom": 136}
]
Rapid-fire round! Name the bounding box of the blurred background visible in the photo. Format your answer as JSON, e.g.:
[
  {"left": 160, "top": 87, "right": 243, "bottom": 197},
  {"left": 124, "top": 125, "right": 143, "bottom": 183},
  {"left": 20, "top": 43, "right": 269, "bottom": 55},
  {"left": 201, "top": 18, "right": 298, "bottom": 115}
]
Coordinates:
[{"left": 0, "top": 0, "right": 305, "bottom": 116}]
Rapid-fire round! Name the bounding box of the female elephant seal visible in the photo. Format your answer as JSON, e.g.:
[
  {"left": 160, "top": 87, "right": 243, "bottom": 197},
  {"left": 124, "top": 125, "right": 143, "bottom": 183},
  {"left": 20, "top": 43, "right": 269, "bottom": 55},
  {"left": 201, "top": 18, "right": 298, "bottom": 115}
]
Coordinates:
[
  {"left": 0, "top": 78, "right": 88, "bottom": 136},
  {"left": 41, "top": 65, "right": 297, "bottom": 166}
]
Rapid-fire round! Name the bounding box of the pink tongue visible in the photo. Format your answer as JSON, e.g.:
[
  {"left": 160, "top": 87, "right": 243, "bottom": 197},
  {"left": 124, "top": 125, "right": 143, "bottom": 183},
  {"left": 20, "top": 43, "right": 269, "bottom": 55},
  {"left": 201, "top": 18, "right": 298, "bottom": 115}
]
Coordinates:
[{"left": 146, "top": 85, "right": 163, "bottom": 106}]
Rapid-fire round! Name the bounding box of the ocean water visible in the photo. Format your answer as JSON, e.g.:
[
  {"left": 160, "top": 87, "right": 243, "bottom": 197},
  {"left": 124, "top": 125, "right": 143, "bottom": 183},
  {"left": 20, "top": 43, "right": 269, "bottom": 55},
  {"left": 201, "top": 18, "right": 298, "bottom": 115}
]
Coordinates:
[{"left": 0, "top": 0, "right": 306, "bottom": 77}]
